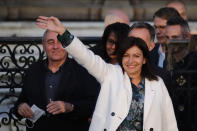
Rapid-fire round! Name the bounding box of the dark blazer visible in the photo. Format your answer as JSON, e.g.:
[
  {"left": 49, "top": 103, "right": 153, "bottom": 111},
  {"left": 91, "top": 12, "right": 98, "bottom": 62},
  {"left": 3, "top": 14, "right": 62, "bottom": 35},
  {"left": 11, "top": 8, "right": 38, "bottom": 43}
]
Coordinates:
[
  {"left": 150, "top": 43, "right": 168, "bottom": 69},
  {"left": 13, "top": 57, "right": 100, "bottom": 131},
  {"left": 151, "top": 63, "right": 172, "bottom": 95},
  {"left": 150, "top": 43, "right": 160, "bottom": 66},
  {"left": 150, "top": 43, "right": 171, "bottom": 94},
  {"left": 171, "top": 52, "right": 197, "bottom": 131}
]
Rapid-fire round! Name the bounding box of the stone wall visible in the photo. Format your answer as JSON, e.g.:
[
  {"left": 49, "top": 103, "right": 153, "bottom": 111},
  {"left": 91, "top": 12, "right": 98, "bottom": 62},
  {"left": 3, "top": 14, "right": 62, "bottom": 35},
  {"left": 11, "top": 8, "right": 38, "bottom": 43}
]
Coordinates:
[{"left": 0, "top": 0, "right": 197, "bottom": 21}]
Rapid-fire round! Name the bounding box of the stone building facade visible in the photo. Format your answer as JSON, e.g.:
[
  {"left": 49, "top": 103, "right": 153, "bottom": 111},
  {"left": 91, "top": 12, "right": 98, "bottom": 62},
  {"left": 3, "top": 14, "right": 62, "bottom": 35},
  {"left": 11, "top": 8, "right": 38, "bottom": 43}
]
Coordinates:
[{"left": 0, "top": 0, "right": 197, "bottom": 21}]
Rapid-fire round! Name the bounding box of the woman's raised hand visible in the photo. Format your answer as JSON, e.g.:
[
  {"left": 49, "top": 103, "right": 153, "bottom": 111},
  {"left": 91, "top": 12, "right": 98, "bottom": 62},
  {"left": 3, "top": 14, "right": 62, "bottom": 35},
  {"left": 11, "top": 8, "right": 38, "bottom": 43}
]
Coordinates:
[{"left": 36, "top": 16, "right": 66, "bottom": 35}]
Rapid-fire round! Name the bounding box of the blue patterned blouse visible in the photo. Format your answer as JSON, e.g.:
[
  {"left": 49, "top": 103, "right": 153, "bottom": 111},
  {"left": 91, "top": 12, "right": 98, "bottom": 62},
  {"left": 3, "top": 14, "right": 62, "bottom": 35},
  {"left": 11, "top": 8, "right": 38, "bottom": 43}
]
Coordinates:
[{"left": 117, "top": 78, "right": 145, "bottom": 131}]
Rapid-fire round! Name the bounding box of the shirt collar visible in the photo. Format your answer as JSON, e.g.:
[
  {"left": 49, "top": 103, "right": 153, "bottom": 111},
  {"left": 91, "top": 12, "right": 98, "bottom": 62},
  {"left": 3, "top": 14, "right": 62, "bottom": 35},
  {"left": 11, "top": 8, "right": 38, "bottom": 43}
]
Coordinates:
[
  {"left": 44, "top": 59, "right": 66, "bottom": 73},
  {"left": 158, "top": 44, "right": 165, "bottom": 57},
  {"left": 130, "top": 77, "right": 145, "bottom": 89}
]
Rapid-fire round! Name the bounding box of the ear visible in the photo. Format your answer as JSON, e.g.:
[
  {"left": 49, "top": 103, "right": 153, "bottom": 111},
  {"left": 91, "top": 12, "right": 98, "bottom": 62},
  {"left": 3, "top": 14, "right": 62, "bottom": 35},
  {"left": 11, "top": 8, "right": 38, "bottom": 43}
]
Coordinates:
[
  {"left": 143, "top": 58, "right": 146, "bottom": 64},
  {"left": 149, "top": 42, "right": 155, "bottom": 51}
]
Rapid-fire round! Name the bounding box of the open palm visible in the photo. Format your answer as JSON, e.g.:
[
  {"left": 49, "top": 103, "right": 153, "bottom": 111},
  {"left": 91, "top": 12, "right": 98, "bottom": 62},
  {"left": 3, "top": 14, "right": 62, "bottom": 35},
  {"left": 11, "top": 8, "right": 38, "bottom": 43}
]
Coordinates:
[{"left": 36, "top": 16, "right": 65, "bottom": 34}]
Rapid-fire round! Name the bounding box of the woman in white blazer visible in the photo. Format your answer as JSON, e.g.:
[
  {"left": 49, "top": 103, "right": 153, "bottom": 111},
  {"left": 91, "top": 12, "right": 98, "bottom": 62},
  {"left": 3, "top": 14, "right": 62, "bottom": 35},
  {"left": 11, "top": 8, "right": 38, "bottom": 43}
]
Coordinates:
[{"left": 36, "top": 16, "right": 178, "bottom": 131}]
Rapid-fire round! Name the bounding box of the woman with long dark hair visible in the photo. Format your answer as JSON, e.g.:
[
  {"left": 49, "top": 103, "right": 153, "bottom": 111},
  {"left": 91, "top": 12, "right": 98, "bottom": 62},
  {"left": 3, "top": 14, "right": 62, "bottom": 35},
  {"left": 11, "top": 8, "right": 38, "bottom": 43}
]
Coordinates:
[{"left": 91, "top": 22, "right": 130, "bottom": 64}]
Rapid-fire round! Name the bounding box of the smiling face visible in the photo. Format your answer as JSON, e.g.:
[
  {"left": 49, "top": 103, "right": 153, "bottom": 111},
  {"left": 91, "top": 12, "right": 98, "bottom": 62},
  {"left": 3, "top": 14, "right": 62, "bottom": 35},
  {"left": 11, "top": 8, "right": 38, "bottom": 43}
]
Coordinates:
[
  {"left": 43, "top": 31, "right": 67, "bottom": 63},
  {"left": 122, "top": 45, "right": 146, "bottom": 78}
]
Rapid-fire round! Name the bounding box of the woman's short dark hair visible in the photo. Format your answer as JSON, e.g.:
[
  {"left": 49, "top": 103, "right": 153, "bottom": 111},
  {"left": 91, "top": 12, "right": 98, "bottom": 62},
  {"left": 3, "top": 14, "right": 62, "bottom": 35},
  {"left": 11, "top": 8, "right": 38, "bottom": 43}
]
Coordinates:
[{"left": 117, "top": 37, "right": 158, "bottom": 81}]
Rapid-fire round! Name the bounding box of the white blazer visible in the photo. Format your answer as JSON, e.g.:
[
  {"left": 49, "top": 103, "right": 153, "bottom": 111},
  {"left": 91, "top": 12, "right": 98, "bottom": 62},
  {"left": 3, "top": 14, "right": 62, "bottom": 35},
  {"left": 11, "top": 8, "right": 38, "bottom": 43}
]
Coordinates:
[{"left": 65, "top": 37, "right": 178, "bottom": 131}]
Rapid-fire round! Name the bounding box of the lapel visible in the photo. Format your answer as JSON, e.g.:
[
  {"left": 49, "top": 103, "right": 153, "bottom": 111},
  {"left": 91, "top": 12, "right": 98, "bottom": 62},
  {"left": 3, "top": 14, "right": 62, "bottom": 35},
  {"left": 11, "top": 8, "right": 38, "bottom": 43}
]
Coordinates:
[
  {"left": 123, "top": 72, "right": 132, "bottom": 108},
  {"left": 144, "top": 78, "right": 156, "bottom": 121},
  {"left": 39, "top": 61, "right": 48, "bottom": 105},
  {"left": 150, "top": 43, "right": 160, "bottom": 65}
]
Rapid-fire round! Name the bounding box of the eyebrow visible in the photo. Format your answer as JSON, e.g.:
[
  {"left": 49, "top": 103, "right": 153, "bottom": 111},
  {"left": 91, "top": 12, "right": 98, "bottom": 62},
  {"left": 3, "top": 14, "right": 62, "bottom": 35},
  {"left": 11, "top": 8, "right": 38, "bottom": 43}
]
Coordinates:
[
  {"left": 154, "top": 25, "right": 166, "bottom": 28},
  {"left": 171, "top": 35, "right": 181, "bottom": 39},
  {"left": 46, "top": 39, "right": 55, "bottom": 42}
]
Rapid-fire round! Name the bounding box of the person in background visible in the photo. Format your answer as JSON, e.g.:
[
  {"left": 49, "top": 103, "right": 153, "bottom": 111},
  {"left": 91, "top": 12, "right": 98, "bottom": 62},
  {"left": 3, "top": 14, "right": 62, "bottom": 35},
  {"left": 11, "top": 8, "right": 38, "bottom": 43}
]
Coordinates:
[
  {"left": 12, "top": 30, "right": 100, "bottom": 131},
  {"left": 91, "top": 22, "right": 130, "bottom": 64},
  {"left": 167, "top": 0, "right": 188, "bottom": 21},
  {"left": 91, "top": 11, "right": 130, "bottom": 64},
  {"left": 165, "top": 16, "right": 197, "bottom": 131},
  {"left": 129, "top": 22, "right": 172, "bottom": 95},
  {"left": 152, "top": 7, "right": 181, "bottom": 68},
  {"left": 36, "top": 15, "right": 178, "bottom": 131},
  {"left": 129, "top": 22, "right": 155, "bottom": 51},
  {"left": 166, "top": 16, "right": 190, "bottom": 42},
  {"left": 166, "top": 16, "right": 191, "bottom": 70},
  {"left": 104, "top": 9, "right": 130, "bottom": 27}
]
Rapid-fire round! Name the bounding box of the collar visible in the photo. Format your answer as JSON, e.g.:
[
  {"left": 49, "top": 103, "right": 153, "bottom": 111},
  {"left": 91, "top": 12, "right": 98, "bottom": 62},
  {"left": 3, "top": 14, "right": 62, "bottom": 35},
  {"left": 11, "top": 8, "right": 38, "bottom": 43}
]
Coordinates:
[
  {"left": 130, "top": 77, "right": 145, "bottom": 89},
  {"left": 44, "top": 59, "right": 66, "bottom": 73},
  {"left": 158, "top": 44, "right": 165, "bottom": 57}
]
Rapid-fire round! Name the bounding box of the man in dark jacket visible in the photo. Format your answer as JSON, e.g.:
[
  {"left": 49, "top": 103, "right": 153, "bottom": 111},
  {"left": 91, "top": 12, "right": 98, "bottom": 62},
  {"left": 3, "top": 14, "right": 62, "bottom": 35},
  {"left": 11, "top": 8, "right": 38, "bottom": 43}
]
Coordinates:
[
  {"left": 13, "top": 30, "right": 100, "bottom": 131},
  {"left": 165, "top": 15, "right": 197, "bottom": 131},
  {"left": 152, "top": 7, "right": 181, "bottom": 69},
  {"left": 129, "top": 22, "right": 172, "bottom": 94}
]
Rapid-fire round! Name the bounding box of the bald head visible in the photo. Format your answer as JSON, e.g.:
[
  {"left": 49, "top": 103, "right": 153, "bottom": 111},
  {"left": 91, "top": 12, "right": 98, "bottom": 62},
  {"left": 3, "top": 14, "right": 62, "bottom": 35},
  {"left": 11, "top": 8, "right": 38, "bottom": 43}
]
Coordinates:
[
  {"left": 167, "top": 0, "right": 187, "bottom": 20},
  {"left": 104, "top": 9, "right": 130, "bottom": 27}
]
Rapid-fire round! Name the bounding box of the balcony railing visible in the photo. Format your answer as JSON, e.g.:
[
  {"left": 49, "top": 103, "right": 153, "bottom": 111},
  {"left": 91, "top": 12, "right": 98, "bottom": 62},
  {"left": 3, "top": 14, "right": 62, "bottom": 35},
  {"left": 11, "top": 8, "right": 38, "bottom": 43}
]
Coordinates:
[
  {"left": 0, "top": 36, "right": 197, "bottom": 131},
  {"left": 0, "top": 36, "right": 101, "bottom": 131}
]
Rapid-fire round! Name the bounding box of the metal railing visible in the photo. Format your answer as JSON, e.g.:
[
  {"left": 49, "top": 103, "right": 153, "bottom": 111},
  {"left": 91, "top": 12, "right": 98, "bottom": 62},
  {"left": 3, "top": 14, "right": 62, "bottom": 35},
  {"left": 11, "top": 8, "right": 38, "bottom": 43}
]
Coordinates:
[
  {"left": 0, "top": 36, "right": 101, "bottom": 130},
  {"left": 0, "top": 36, "right": 197, "bottom": 131}
]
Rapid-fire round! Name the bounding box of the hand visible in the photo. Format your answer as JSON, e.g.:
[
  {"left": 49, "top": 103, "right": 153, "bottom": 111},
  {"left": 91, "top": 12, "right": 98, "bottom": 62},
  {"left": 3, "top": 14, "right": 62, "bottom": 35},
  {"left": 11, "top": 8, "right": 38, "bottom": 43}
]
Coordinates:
[
  {"left": 36, "top": 16, "right": 66, "bottom": 35},
  {"left": 18, "top": 103, "right": 33, "bottom": 118},
  {"left": 46, "top": 100, "right": 71, "bottom": 115}
]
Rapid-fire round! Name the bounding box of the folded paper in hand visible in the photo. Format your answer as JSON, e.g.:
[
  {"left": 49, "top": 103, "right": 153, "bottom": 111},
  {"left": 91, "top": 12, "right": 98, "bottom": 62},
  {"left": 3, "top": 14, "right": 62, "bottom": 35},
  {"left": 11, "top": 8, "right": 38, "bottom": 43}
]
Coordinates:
[{"left": 27, "top": 104, "right": 45, "bottom": 123}]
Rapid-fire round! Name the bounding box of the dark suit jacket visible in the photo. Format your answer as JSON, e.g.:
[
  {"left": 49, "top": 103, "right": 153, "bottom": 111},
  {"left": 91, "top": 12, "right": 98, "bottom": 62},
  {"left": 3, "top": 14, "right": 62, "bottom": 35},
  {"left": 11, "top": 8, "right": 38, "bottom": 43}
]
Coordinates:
[
  {"left": 171, "top": 52, "right": 197, "bottom": 131},
  {"left": 150, "top": 43, "right": 171, "bottom": 94},
  {"left": 151, "top": 63, "right": 172, "bottom": 95},
  {"left": 150, "top": 43, "right": 160, "bottom": 66},
  {"left": 150, "top": 43, "right": 168, "bottom": 69},
  {"left": 13, "top": 57, "right": 100, "bottom": 131}
]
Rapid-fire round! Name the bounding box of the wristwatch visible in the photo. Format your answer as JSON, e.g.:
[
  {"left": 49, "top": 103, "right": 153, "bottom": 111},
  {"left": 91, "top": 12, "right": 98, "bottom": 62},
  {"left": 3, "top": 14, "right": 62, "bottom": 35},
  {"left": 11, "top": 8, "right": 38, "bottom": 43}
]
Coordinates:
[
  {"left": 65, "top": 102, "right": 74, "bottom": 112},
  {"left": 70, "top": 104, "right": 74, "bottom": 112}
]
